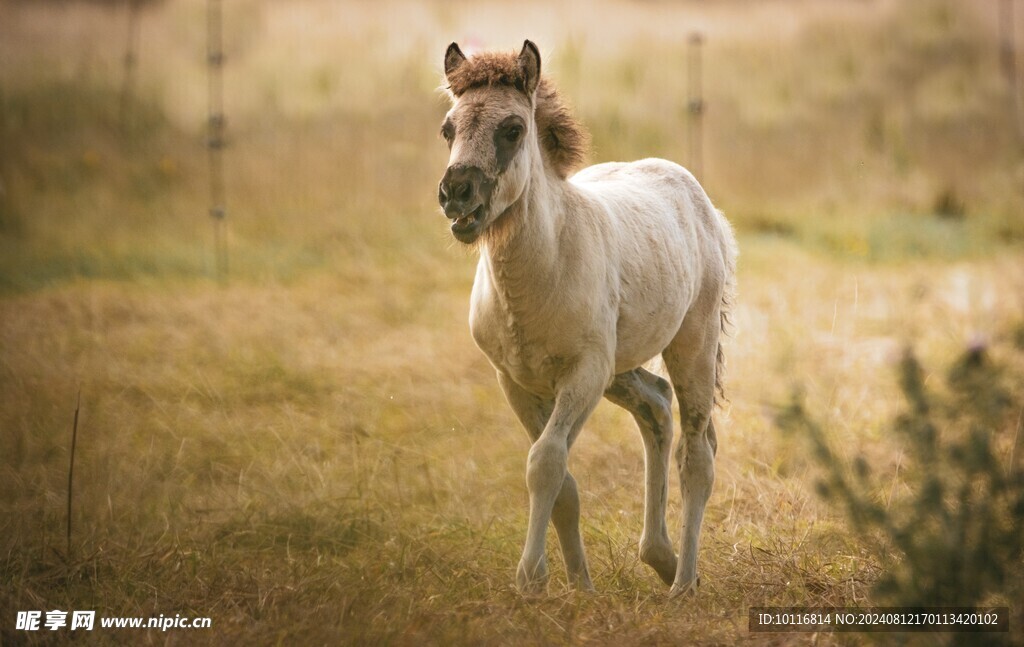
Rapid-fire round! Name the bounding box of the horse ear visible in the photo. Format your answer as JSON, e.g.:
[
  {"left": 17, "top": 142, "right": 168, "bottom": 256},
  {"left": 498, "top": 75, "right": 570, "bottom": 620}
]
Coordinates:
[
  {"left": 445, "top": 42, "right": 467, "bottom": 78},
  {"left": 517, "top": 40, "right": 541, "bottom": 97}
]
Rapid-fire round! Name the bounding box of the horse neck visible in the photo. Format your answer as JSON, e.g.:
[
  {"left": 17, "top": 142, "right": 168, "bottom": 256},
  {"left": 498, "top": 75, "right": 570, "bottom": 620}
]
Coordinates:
[{"left": 482, "top": 160, "right": 566, "bottom": 298}]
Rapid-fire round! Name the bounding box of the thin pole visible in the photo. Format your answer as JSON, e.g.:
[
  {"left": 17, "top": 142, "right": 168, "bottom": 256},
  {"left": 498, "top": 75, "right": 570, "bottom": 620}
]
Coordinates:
[
  {"left": 119, "top": 0, "right": 141, "bottom": 133},
  {"left": 687, "top": 32, "right": 705, "bottom": 180},
  {"left": 1000, "top": 0, "right": 1024, "bottom": 147},
  {"left": 207, "top": 0, "right": 228, "bottom": 281}
]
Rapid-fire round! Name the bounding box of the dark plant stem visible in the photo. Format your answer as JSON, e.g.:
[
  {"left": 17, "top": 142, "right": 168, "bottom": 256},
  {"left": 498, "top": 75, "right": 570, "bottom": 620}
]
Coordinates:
[{"left": 67, "top": 388, "right": 81, "bottom": 559}]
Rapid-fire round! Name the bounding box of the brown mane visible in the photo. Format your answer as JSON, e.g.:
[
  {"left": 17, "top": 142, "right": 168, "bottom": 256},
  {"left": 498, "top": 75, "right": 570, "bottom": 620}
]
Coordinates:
[{"left": 445, "top": 50, "right": 590, "bottom": 179}]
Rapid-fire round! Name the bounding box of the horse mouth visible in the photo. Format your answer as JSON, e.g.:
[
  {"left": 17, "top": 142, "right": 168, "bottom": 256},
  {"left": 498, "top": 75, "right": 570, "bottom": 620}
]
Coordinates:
[{"left": 451, "top": 205, "right": 484, "bottom": 242}]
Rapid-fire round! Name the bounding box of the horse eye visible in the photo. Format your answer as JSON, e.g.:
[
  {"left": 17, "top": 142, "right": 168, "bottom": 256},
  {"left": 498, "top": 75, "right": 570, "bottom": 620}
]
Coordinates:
[
  {"left": 441, "top": 125, "right": 454, "bottom": 143},
  {"left": 505, "top": 126, "right": 521, "bottom": 142}
]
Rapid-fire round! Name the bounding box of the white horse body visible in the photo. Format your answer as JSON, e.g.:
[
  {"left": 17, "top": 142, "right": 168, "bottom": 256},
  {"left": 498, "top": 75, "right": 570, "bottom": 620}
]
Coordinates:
[
  {"left": 439, "top": 41, "right": 736, "bottom": 597},
  {"left": 470, "top": 158, "right": 728, "bottom": 395}
]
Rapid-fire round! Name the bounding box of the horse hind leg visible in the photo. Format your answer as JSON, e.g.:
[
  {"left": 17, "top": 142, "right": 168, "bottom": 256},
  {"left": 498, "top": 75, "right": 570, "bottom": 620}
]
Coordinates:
[
  {"left": 605, "top": 368, "right": 677, "bottom": 585},
  {"left": 662, "top": 308, "right": 721, "bottom": 598}
]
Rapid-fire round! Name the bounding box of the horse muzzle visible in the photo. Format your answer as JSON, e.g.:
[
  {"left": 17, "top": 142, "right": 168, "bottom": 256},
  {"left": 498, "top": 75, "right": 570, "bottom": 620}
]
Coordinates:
[{"left": 439, "top": 164, "right": 493, "bottom": 243}]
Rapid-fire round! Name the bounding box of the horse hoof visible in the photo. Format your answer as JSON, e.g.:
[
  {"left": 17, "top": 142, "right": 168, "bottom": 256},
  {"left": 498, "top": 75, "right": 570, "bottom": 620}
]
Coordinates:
[
  {"left": 668, "top": 576, "right": 700, "bottom": 599},
  {"left": 639, "top": 542, "right": 678, "bottom": 586},
  {"left": 516, "top": 558, "right": 549, "bottom": 596},
  {"left": 570, "top": 572, "right": 596, "bottom": 593}
]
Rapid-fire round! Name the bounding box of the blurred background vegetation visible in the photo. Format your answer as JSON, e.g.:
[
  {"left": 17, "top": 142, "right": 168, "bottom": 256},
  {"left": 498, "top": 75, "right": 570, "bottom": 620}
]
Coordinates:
[
  {"left": 2, "top": 0, "right": 1023, "bottom": 291},
  {"left": 1, "top": 0, "right": 1022, "bottom": 644}
]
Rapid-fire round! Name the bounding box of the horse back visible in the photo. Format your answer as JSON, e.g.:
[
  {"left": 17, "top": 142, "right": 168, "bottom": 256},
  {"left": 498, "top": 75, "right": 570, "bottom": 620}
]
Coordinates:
[{"left": 569, "top": 158, "right": 735, "bottom": 371}]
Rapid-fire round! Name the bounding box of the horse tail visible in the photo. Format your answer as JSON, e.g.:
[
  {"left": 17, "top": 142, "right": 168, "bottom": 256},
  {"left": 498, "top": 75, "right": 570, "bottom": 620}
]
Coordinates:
[{"left": 714, "top": 209, "right": 738, "bottom": 407}]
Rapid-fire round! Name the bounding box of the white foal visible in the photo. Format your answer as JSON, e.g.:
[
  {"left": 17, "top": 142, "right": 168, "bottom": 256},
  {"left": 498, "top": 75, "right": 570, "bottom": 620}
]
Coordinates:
[{"left": 437, "top": 40, "right": 737, "bottom": 597}]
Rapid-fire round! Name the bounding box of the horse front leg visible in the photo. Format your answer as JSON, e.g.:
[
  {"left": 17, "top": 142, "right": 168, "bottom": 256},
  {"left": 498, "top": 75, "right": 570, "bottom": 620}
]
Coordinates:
[{"left": 502, "top": 361, "right": 607, "bottom": 594}]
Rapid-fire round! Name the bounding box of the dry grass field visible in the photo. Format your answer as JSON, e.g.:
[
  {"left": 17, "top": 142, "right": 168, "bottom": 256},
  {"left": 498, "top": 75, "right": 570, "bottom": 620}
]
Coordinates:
[{"left": 2, "top": 0, "right": 1023, "bottom": 644}]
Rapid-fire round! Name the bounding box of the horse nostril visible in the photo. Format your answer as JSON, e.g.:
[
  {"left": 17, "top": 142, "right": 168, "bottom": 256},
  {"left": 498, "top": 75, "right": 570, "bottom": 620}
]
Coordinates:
[{"left": 455, "top": 181, "right": 473, "bottom": 202}]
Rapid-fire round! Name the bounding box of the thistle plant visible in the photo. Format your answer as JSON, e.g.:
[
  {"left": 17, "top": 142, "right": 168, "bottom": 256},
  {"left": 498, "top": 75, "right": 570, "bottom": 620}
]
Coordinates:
[{"left": 778, "top": 343, "right": 1023, "bottom": 611}]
